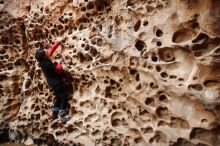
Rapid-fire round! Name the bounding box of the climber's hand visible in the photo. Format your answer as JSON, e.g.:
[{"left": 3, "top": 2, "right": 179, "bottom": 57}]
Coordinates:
[
  {"left": 55, "top": 36, "right": 66, "bottom": 44},
  {"left": 60, "top": 56, "right": 65, "bottom": 63}
]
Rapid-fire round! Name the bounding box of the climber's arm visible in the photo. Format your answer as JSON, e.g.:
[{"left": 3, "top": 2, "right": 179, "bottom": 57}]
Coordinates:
[{"left": 48, "top": 41, "right": 61, "bottom": 57}]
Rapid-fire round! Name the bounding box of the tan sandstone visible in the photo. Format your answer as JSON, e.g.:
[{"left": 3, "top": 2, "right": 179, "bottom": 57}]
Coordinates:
[{"left": 0, "top": 0, "right": 220, "bottom": 146}]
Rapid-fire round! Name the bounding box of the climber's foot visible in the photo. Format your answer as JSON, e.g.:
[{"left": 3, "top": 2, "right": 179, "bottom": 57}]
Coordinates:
[
  {"left": 58, "top": 117, "right": 70, "bottom": 126},
  {"left": 57, "top": 109, "right": 69, "bottom": 125},
  {"left": 49, "top": 111, "right": 59, "bottom": 121}
]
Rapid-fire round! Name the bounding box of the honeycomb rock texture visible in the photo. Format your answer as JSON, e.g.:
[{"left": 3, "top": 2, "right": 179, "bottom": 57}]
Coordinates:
[{"left": 1, "top": 0, "right": 220, "bottom": 146}]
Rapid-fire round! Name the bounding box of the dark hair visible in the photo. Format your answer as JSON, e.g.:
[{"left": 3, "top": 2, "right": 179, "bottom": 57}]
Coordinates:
[{"left": 35, "top": 49, "right": 45, "bottom": 61}]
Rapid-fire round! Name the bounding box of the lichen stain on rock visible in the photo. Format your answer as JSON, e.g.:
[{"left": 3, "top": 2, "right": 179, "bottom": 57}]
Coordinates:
[{"left": 0, "top": 0, "right": 220, "bottom": 146}]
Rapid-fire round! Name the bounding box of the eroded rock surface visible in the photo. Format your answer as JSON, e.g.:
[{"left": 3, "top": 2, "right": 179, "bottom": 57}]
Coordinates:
[{"left": 0, "top": 0, "right": 220, "bottom": 146}]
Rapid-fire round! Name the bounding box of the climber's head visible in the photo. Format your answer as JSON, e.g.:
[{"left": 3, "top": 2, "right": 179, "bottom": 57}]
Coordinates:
[{"left": 35, "top": 49, "right": 46, "bottom": 61}]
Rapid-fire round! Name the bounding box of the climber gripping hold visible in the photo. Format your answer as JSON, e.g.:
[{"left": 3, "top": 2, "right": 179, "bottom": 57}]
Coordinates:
[
  {"left": 35, "top": 41, "right": 70, "bottom": 125},
  {"left": 48, "top": 41, "right": 61, "bottom": 56}
]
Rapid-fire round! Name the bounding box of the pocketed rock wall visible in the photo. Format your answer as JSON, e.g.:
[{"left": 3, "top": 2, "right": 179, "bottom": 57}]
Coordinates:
[{"left": 1, "top": 0, "right": 220, "bottom": 146}]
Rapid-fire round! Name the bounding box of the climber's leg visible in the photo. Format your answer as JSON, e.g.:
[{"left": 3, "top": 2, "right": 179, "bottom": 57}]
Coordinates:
[
  {"left": 50, "top": 107, "right": 59, "bottom": 120},
  {"left": 59, "top": 93, "right": 69, "bottom": 112},
  {"left": 58, "top": 98, "right": 69, "bottom": 125},
  {"left": 50, "top": 85, "right": 62, "bottom": 120},
  {"left": 57, "top": 86, "right": 69, "bottom": 125}
]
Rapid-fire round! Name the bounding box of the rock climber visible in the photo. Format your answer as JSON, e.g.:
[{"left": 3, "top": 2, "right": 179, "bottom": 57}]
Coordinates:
[{"left": 35, "top": 41, "right": 69, "bottom": 125}]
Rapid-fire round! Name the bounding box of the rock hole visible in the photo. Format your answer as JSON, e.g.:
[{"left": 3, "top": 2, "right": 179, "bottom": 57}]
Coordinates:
[
  {"left": 35, "top": 114, "right": 40, "bottom": 120},
  {"left": 146, "top": 5, "right": 155, "bottom": 13},
  {"left": 0, "top": 49, "right": 6, "bottom": 54},
  {"left": 145, "top": 98, "right": 154, "bottom": 106},
  {"left": 159, "top": 48, "right": 175, "bottom": 62},
  {"left": 110, "top": 79, "right": 116, "bottom": 85},
  {"left": 160, "top": 72, "right": 168, "bottom": 78},
  {"left": 149, "top": 131, "right": 167, "bottom": 143},
  {"left": 150, "top": 82, "right": 158, "bottom": 89},
  {"left": 126, "top": 0, "right": 134, "bottom": 6},
  {"left": 170, "top": 117, "right": 190, "bottom": 129},
  {"left": 51, "top": 29, "right": 57, "bottom": 35},
  {"left": 134, "top": 137, "right": 145, "bottom": 144},
  {"left": 111, "top": 119, "right": 122, "bottom": 127},
  {"left": 188, "top": 84, "right": 203, "bottom": 91},
  {"left": 156, "top": 65, "right": 162, "bottom": 72},
  {"left": 129, "top": 69, "right": 137, "bottom": 75},
  {"left": 8, "top": 66, "right": 13, "bottom": 70},
  {"left": 85, "top": 45, "right": 90, "bottom": 51},
  {"left": 159, "top": 95, "right": 168, "bottom": 102},
  {"left": 66, "top": 125, "right": 74, "bottom": 133},
  {"left": 105, "top": 86, "right": 112, "bottom": 97},
  {"left": 156, "top": 106, "right": 169, "bottom": 119},
  {"left": 193, "top": 77, "right": 198, "bottom": 80},
  {"left": 15, "top": 40, "right": 21, "bottom": 44},
  {"left": 158, "top": 120, "right": 169, "bottom": 127},
  {"left": 104, "top": 80, "right": 109, "bottom": 84},
  {"left": 34, "top": 106, "right": 40, "bottom": 112},
  {"left": 156, "top": 29, "right": 163, "bottom": 37},
  {"left": 189, "top": 127, "right": 214, "bottom": 143},
  {"left": 94, "top": 0, "right": 110, "bottom": 11},
  {"left": 81, "top": 7, "right": 86, "bottom": 11},
  {"left": 25, "top": 80, "right": 31, "bottom": 89},
  {"left": 92, "top": 130, "right": 101, "bottom": 136},
  {"left": 203, "top": 80, "right": 219, "bottom": 88},
  {"left": 172, "top": 28, "right": 196, "bottom": 43},
  {"left": 134, "top": 20, "right": 141, "bottom": 32},
  {"left": 192, "top": 43, "right": 208, "bottom": 51},
  {"left": 142, "top": 52, "right": 149, "bottom": 60},
  {"left": 201, "top": 119, "right": 208, "bottom": 123},
  {"left": 135, "top": 40, "right": 146, "bottom": 51},
  {"left": 1, "top": 37, "right": 9, "bottom": 44},
  {"left": 156, "top": 4, "right": 163, "bottom": 10},
  {"left": 135, "top": 73, "right": 140, "bottom": 81},
  {"left": 141, "top": 126, "right": 153, "bottom": 133},
  {"left": 156, "top": 41, "right": 162, "bottom": 47},
  {"left": 143, "top": 20, "right": 148, "bottom": 26},
  {"left": 112, "top": 105, "right": 117, "bottom": 110},
  {"left": 191, "top": 21, "right": 200, "bottom": 29},
  {"left": 91, "top": 39, "right": 96, "bottom": 45},
  {"left": 136, "top": 84, "right": 142, "bottom": 90},
  {"left": 178, "top": 78, "right": 184, "bottom": 81},
  {"left": 151, "top": 56, "right": 158, "bottom": 62},
  {"left": 169, "top": 75, "right": 177, "bottom": 79},
  {"left": 192, "top": 33, "right": 209, "bottom": 43},
  {"left": 78, "top": 52, "right": 85, "bottom": 62},
  {"left": 214, "top": 47, "right": 220, "bottom": 54},
  {"left": 172, "top": 138, "right": 196, "bottom": 146},
  {"left": 111, "top": 66, "right": 119, "bottom": 72},
  {"left": 97, "top": 38, "right": 103, "bottom": 46},
  {"left": 4, "top": 55, "right": 9, "bottom": 59}
]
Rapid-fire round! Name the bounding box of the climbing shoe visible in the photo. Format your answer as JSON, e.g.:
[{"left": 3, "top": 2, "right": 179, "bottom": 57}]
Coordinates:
[
  {"left": 58, "top": 117, "right": 70, "bottom": 126},
  {"left": 57, "top": 109, "right": 70, "bottom": 125}
]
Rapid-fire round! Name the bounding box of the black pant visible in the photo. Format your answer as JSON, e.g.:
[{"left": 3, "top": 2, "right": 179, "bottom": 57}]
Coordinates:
[{"left": 52, "top": 83, "right": 68, "bottom": 110}]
